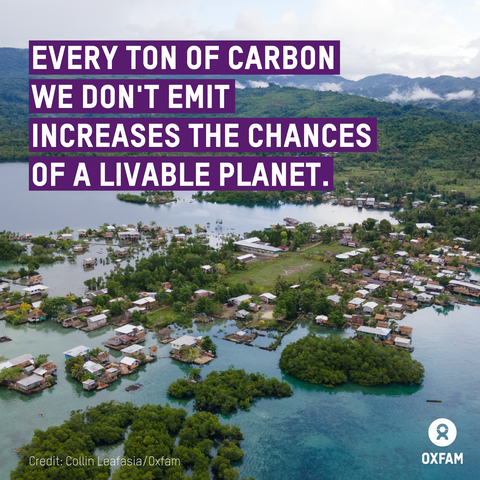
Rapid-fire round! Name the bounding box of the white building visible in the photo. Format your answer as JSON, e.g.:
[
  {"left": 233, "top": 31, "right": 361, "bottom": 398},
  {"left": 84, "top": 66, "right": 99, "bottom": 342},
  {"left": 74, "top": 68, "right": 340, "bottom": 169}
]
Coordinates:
[
  {"left": 114, "top": 324, "right": 145, "bottom": 336},
  {"left": 171, "top": 335, "right": 202, "bottom": 350}
]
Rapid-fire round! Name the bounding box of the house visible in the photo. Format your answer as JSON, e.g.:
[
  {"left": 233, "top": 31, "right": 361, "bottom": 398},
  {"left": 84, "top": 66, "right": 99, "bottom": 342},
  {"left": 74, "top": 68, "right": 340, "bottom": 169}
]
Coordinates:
[
  {"left": 83, "top": 257, "right": 96, "bottom": 267},
  {"left": 26, "top": 275, "right": 43, "bottom": 286},
  {"left": 356, "top": 326, "right": 391, "bottom": 340},
  {"left": 121, "top": 345, "right": 144, "bottom": 356},
  {"left": 249, "top": 302, "right": 260, "bottom": 312},
  {"left": 120, "top": 356, "right": 139, "bottom": 369},
  {"left": 62, "top": 316, "right": 83, "bottom": 328},
  {"left": 78, "top": 229, "right": 87, "bottom": 237},
  {"left": 347, "top": 297, "right": 365, "bottom": 311},
  {"left": 355, "top": 289, "right": 370, "bottom": 299},
  {"left": 9, "top": 354, "right": 35, "bottom": 369},
  {"left": 73, "top": 246, "right": 84, "bottom": 253},
  {"left": 61, "top": 233, "right": 73, "bottom": 240},
  {"left": 87, "top": 314, "right": 107, "bottom": 329},
  {"left": 194, "top": 290, "right": 215, "bottom": 299},
  {"left": 363, "top": 302, "right": 378, "bottom": 314},
  {"left": 416, "top": 293, "right": 434, "bottom": 303},
  {"left": 228, "top": 294, "right": 252, "bottom": 306},
  {"left": 16, "top": 374, "right": 45, "bottom": 392},
  {"left": 132, "top": 297, "right": 157, "bottom": 309},
  {"left": 27, "top": 310, "right": 47, "bottom": 323},
  {"left": 118, "top": 229, "right": 140, "bottom": 240},
  {"left": 114, "top": 324, "right": 145, "bottom": 337},
  {"left": 83, "top": 379, "right": 96, "bottom": 391},
  {"left": 171, "top": 335, "right": 201, "bottom": 350},
  {"left": 115, "top": 248, "right": 129, "bottom": 257},
  {"left": 63, "top": 345, "right": 89, "bottom": 359},
  {"left": 38, "top": 361, "right": 57, "bottom": 376},
  {"left": 23, "top": 285, "right": 49, "bottom": 296},
  {"left": 315, "top": 315, "right": 328, "bottom": 324},
  {"left": 83, "top": 361, "right": 104, "bottom": 376},
  {"left": 200, "top": 265, "right": 212, "bottom": 273},
  {"left": 107, "top": 335, "right": 130, "bottom": 347},
  {"left": 395, "top": 337, "right": 411, "bottom": 348},
  {"left": 74, "top": 306, "right": 95, "bottom": 316},
  {"left": 236, "top": 309, "right": 249, "bottom": 320},
  {"left": 260, "top": 293, "right": 277, "bottom": 303},
  {"left": 85, "top": 288, "right": 108, "bottom": 299},
  {"left": 127, "top": 306, "right": 146, "bottom": 317},
  {"left": 234, "top": 237, "right": 281, "bottom": 256},
  {"left": 327, "top": 294, "right": 341, "bottom": 305},
  {"left": 388, "top": 303, "right": 404, "bottom": 312}
]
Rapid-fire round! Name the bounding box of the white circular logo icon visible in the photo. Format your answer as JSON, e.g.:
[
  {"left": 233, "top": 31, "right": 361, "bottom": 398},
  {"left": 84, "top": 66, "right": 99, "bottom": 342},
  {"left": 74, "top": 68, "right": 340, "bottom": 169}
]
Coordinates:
[{"left": 428, "top": 418, "right": 457, "bottom": 447}]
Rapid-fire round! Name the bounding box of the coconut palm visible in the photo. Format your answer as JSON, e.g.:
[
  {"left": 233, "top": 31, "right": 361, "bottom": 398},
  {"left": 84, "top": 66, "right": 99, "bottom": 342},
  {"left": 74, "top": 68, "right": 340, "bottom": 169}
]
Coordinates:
[{"left": 71, "top": 363, "right": 85, "bottom": 381}]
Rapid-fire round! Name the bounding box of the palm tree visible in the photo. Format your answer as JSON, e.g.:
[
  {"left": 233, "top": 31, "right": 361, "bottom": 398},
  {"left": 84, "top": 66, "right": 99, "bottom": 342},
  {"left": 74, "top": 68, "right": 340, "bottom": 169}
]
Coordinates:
[{"left": 71, "top": 363, "right": 85, "bottom": 381}]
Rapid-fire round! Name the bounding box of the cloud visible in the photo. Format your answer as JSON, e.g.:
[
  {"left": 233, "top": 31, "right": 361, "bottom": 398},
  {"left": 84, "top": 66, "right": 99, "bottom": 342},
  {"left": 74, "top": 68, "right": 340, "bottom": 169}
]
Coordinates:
[
  {"left": 444, "top": 90, "right": 475, "bottom": 100},
  {"left": 247, "top": 80, "right": 269, "bottom": 88},
  {"left": 313, "top": 82, "right": 343, "bottom": 92},
  {"left": 235, "top": 81, "right": 246, "bottom": 89},
  {"left": 385, "top": 86, "right": 442, "bottom": 102},
  {"left": 3, "top": 0, "right": 480, "bottom": 79}
]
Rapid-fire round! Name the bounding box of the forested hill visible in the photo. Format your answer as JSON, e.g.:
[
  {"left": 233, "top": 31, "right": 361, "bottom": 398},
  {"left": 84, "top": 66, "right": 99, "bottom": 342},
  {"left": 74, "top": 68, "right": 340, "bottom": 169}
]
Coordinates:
[{"left": 1, "top": 47, "right": 480, "bottom": 173}]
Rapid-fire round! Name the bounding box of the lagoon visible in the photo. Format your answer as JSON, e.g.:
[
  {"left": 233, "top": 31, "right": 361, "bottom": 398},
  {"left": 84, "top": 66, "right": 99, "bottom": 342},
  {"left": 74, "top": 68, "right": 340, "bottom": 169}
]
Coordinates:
[
  {"left": 0, "top": 162, "right": 396, "bottom": 296},
  {"left": 1, "top": 304, "right": 479, "bottom": 480}
]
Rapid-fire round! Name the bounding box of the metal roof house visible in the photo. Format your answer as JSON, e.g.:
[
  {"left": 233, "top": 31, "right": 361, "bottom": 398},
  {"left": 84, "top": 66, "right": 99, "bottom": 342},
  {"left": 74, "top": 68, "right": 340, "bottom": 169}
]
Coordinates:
[
  {"left": 121, "top": 345, "right": 144, "bottom": 356},
  {"left": 63, "top": 345, "right": 89, "bottom": 359},
  {"left": 171, "top": 335, "right": 202, "bottom": 350},
  {"left": 234, "top": 237, "right": 282, "bottom": 256},
  {"left": 356, "top": 326, "right": 391, "bottom": 339},
  {"left": 83, "top": 361, "right": 104, "bottom": 376},
  {"left": 16, "top": 374, "right": 45, "bottom": 391},
  {"left": 114, "top": 324, "right": 145, "bottom": 336}
]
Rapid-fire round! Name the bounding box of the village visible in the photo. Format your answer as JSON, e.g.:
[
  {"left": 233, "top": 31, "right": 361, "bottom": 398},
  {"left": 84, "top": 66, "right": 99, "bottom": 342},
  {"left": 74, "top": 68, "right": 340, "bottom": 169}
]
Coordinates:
[{"left": 1, "top": 199, "right": 480, "bottom": 397}]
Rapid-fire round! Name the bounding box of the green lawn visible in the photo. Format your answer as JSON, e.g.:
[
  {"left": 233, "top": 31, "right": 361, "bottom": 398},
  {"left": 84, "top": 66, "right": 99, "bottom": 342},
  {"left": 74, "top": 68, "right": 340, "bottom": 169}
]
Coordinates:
[{"left": 226, "top": 249, "right": 336, "bottom": 291}]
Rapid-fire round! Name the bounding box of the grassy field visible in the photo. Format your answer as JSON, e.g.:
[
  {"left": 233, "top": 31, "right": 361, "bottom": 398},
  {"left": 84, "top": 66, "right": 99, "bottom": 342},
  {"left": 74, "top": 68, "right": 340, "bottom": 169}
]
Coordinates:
[{"left": 226, "top": 244, "right": 349, "bottom": 291}]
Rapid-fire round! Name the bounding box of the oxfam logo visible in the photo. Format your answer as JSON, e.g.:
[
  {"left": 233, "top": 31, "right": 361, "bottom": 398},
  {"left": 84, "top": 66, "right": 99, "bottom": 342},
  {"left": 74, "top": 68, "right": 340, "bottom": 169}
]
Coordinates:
[{"left": 428, "top": 418, "right": 457, "bottom": 447}]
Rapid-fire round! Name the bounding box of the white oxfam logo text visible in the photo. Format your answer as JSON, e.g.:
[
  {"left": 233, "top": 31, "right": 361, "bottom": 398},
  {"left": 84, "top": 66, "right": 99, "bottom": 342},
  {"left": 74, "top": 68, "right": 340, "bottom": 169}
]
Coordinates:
[{"left": 428, "top": 418, "right": 457, "bottom": 447}]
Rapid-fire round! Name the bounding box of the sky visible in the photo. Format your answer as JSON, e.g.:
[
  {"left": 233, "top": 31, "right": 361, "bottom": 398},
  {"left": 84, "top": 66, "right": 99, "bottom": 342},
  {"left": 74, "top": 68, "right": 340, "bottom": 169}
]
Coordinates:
[{"left": 2, "top": 0, "right": 480, "bottom": 80}]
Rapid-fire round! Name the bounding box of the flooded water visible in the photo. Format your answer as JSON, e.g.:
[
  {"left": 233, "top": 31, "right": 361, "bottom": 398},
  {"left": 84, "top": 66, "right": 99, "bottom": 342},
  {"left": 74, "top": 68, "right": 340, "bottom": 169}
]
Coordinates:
[
  {"left": 1, "top": 304, "right": 479, "bottom": 480},
  {"left": 0, "top": 162, "right": 396, "bottom": 296}
]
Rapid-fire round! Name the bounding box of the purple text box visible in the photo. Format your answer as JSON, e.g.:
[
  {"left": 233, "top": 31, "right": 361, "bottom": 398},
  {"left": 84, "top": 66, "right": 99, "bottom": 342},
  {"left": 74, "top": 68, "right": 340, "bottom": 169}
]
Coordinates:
[
  {"left": 29, "top": 156, "right": 333, "bottom": 191},
  {"left": 29, "top": 79, "right": 235, "bottom": 114},
  {"left": 30, "top": 118, "right": 376, "bottom": 153},
  {"left": 29, "top": 41, "right": 340, "bottom": 75}
]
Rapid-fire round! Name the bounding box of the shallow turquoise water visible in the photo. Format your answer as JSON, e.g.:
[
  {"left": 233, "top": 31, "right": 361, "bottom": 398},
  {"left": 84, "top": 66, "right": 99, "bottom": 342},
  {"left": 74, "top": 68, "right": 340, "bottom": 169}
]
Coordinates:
[{"left": 1, "top": 304, "right": 479, "bottom": 479}]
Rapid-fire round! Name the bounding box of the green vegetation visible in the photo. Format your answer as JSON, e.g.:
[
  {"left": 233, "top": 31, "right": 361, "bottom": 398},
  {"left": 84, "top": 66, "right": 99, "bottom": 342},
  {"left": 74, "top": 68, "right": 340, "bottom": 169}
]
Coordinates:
[
  {"left": 167, "top": 368, "right": 293, "bottom": 414},
  {"left": 116, "top": 191, "right": 175, "bottom": 205},
  {"left": 0, "top": 238, "right": 25, "bottom": 260},
  {"left": 116, "top": 193, "right": 147, "bottom": 204},
  {"left": 280, "top": 335, "right": 425, "bottom": 387},
  {"left": 11, "top": 402, "right": 136, "bottom": 480},
  {"left": 11, "top": 401, "right": 250, "bottom": 480}
]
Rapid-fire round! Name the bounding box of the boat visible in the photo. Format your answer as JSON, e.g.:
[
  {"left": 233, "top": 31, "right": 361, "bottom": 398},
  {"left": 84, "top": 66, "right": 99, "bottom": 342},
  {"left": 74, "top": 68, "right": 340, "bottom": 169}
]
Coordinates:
[{"left": 97, "top": 384, "right": 109, "bottom": 390}]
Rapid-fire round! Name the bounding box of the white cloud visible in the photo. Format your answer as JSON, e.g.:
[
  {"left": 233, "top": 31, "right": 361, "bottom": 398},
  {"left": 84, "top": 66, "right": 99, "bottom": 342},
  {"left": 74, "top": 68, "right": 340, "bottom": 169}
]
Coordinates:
[
  {"left": 3, "top": 0, "right": 480, "bottom": 79},
  {"left": 385, "top": 86, "right": 442, "bottom": 102},
  {"left": 313, "top": 82, "right": 343, "bottom": 92},
  {"left": 444, "top": 90, "right": 475, "bottom": 100},
  {"left": 247, "top": 80, "right": 269, "bottom": 88},
  {"left": 235, "top": 81, "right": 246, "bottom": 89}
]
